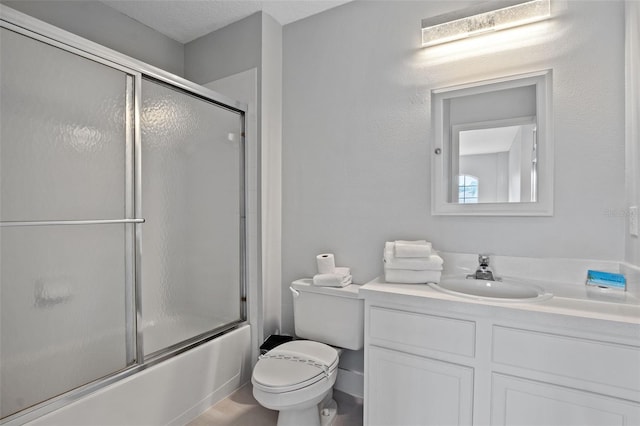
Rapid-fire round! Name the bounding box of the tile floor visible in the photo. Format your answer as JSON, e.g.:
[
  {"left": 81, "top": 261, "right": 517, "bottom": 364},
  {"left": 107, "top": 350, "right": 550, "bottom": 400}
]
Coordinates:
[{"left": 187, "top": 384, "right": 363, "bottom": 426}]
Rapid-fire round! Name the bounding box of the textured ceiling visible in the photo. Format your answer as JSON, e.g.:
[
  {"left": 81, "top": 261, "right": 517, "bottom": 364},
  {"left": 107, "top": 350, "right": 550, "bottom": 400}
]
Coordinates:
[{"left": 101, "top": 0, "right": 353, "bottom": 43}]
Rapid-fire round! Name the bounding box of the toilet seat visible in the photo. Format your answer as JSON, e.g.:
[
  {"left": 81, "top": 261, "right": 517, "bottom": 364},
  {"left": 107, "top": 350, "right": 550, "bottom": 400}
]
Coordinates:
[{"left": 252, "top": 340, "right": 338, "bottom": 394}]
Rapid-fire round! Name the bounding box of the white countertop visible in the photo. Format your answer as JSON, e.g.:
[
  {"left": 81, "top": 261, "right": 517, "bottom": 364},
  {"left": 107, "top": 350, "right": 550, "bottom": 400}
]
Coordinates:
[{"left": 360, "top": 276, "right": 640, "bottom": 326}]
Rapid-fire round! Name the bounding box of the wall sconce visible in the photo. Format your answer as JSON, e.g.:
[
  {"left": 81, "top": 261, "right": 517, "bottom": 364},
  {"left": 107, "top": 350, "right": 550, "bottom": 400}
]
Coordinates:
[{"left": 421, "top": 0, "right": 551, "bottom": 47}]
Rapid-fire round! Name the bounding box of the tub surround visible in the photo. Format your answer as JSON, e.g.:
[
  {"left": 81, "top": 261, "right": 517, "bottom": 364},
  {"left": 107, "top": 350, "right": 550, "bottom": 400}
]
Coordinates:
[{"left": 360, "top": 255, "right": 640, "bottom": 425}]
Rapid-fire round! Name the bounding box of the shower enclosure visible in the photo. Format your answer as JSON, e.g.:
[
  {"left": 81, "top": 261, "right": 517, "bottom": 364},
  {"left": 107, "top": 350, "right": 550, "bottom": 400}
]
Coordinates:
[{"left": 0, "top": 10, "right": 247, "bottom": 422}]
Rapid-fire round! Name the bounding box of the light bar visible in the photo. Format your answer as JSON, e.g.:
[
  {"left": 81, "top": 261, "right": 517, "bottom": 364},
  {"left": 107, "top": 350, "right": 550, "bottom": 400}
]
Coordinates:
[{"left": 421, "top": 0, "right": 551, "bottom": 47}]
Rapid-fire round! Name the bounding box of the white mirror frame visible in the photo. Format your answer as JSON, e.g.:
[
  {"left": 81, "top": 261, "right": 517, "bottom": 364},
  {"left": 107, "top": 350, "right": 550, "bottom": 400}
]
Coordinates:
[{"left": 431, "top": 69, "right": 553, "bottom": 216}]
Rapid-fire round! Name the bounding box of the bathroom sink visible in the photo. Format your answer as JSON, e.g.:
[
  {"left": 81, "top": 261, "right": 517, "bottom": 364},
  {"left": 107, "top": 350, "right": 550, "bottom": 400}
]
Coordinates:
[{"left": 428, "top": 277, "right": 553, "bottom": 302}]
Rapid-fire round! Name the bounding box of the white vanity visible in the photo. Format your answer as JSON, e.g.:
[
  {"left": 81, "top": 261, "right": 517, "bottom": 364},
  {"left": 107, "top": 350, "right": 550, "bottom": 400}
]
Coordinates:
[{"left": 360, "top": 268, "right": 640, "bottom": 425}]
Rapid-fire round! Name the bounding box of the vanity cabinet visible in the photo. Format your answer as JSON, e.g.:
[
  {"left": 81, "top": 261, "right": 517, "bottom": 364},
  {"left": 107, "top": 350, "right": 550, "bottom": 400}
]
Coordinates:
[
  {"left": 368, "top": 346, "right": 473, "bottom": 426},
  {"left": 491, "top": 374, "right": 640, "bottom": 426},
  {"left": 362, "top": 284, "right": 640, "bottom": 426},
  {"left": 489, "top": 325, "right": 640, "bottom": 426}
]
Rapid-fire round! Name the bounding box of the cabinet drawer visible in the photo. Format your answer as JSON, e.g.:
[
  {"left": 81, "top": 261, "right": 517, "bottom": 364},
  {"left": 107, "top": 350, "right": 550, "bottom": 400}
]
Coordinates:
[
  {"left": 492, "top": 326, "right": 640, "bottom": 393},
  {"left": 369, "top": 307, "right": 475, "bottom": 357}
]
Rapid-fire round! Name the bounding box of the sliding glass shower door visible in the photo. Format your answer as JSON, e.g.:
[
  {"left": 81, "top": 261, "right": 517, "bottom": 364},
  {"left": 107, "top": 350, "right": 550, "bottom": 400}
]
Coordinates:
[
  {"left": 0, "top": 27, "right": 134, "bottom": 418},
  {"left": 0, "top": 22, "right": 246, "bottom": 421},
  {"left": 140, "top": 79, "right": 244, "bottom": 356}
]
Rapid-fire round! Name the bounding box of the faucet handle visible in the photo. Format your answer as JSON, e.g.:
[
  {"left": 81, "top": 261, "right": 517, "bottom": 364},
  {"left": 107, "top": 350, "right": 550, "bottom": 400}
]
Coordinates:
[{"left": 478, "top": 254, "right": 490, "bottom": 266}]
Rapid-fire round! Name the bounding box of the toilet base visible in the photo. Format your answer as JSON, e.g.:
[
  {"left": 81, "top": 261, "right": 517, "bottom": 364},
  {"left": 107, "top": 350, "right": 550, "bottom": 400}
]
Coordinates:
[
  {"left": 319, "top": 397, "right": 337, "bottom": 426},
  {"left": 276, "top": 395, "right": 337, "bottom": 426}
]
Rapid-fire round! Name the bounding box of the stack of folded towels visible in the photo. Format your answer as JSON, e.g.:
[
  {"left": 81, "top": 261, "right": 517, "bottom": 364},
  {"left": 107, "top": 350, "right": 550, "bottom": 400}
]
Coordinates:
[
  {"left": 383, "top": 240, "right": 443, "bottom": 284},
  {"left": 313, "top": 253, "right": 352, "bottom": 287}
]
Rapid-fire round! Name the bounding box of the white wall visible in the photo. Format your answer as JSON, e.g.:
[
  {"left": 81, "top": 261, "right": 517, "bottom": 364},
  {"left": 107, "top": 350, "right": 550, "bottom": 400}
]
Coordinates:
[
  {"left": 281, "top": 0, "right": 626, "bottom": 333},
  {"left": 626, "top": 0, "right": 640, "bottom": 267},
  {"left": 2, "top": 0, "right": 184, "bottom": 76}
]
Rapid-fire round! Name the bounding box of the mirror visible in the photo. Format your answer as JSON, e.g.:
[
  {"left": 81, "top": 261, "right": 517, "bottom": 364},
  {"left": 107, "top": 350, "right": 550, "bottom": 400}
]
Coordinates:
[
  {"left": 431, "top": 70, "right": 553, "bottom": 216},
  {"left": 454, "top": 117, "right": 537, "bottom": 204}
]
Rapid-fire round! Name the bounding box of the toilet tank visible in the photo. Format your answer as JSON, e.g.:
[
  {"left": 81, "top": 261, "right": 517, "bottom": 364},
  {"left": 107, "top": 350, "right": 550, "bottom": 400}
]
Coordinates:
[{"left": 290, "top": 279, "right": 364, "bottom": 350}]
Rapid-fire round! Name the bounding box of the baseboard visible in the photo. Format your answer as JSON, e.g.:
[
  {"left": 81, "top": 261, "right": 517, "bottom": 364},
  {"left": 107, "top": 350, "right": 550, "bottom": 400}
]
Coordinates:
[{"left": 334, "top": 367, "right": 364, "bottom": 399}]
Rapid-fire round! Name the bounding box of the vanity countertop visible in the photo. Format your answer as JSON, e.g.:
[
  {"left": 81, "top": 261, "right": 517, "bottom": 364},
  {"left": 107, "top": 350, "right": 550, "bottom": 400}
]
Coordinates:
[{"left": 360, "top": 276, "right": 640, "bottom": 327}]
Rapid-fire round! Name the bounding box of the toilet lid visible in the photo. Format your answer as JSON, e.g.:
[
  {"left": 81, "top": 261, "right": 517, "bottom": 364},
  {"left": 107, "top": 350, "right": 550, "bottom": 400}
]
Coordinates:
[{"left": 252, "top": 340, "right": 339, "bottom": 393}]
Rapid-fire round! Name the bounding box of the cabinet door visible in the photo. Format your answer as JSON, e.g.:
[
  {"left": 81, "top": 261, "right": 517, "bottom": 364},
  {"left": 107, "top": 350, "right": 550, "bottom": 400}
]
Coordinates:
[
  {"left": 491, "top": 374, "right": 640, "bottom": 426},
  {"left": 367, "top": 346, "right": 474, "bottom": 426}
]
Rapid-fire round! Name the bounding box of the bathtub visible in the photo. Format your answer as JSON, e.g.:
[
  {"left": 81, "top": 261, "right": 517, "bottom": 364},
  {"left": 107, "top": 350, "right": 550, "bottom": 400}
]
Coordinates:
[{"left": 25, "top": 325, "right": 252, "bottom": 426}]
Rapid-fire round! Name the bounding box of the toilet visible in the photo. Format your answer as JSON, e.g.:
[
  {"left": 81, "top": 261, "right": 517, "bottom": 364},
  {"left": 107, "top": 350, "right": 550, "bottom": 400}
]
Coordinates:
[{"left": 252, "top": 279, "right": 364, "bottom": 426}]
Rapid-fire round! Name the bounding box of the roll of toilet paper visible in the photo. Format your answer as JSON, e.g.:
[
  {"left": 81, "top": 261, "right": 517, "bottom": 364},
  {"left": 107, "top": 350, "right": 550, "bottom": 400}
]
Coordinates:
[{"left": 316, "top": 253, "right": 336, "bottom": 274}]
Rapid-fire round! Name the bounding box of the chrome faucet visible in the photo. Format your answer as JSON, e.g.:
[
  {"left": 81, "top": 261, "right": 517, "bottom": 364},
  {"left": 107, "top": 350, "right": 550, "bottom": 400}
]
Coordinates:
[{"left": 467, "top": 254, "right": 498, "bottom": 281}]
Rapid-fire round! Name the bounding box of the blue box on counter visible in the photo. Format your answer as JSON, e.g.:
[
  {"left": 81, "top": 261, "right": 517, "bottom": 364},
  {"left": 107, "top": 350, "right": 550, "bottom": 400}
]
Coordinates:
[{"left": 585, "top": 270, "right": 626, "bottom": 290}]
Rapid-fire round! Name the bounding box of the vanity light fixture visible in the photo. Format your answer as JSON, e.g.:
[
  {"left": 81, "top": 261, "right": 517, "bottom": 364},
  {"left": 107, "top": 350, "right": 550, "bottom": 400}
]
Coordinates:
[{"left": 421, "top": 0, "right": 551, "bottom": 47}]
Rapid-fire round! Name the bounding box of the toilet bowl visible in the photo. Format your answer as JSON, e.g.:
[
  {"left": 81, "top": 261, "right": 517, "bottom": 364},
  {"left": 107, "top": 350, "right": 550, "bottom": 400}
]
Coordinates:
[
  {"left": 252, "top": 340, "right": 339, "bottom": 426},
  {"left": 251, "top": 279, "right": 364, "bottom": 426}
]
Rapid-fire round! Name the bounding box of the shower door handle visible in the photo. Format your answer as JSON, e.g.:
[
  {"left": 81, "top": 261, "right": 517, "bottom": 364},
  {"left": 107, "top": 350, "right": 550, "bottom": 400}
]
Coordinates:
[{"left": 0, "top": 218, "right": 146, "bottom": 227}]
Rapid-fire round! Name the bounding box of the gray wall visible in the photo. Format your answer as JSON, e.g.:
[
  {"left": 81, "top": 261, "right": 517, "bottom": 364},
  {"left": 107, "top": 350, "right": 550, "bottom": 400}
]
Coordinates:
[
  {"left": 260, "top": 13, "right": 283, "bottom": 338},
  {"left": 184, "top": 12, "right": 261, "bottom": 85},
  {"left": 2, "top": 0, "right": 185, "bottom": 76},
  {"left": 281, "top": 0, "right": 626, "bottom": 333}
]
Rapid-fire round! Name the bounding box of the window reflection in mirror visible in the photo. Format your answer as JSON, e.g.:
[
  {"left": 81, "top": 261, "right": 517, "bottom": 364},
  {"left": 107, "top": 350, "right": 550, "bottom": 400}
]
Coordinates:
[{"left": 458, "top": 174, "right": 479, "bottom": 204}]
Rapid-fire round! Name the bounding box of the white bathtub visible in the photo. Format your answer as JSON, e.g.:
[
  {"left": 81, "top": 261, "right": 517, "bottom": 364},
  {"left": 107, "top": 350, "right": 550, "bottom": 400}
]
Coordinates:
[{"left": 26, "top": 325, "right": 252, "bottom": 426}]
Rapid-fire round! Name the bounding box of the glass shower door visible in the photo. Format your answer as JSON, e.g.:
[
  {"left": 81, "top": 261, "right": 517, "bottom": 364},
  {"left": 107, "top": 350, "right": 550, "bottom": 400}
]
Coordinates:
[
  {"left": 140, "top": 78, "right": 244, "bottom": 356},
  {"left": 0, "top": 28, "right": 135, "bottom": 418}
]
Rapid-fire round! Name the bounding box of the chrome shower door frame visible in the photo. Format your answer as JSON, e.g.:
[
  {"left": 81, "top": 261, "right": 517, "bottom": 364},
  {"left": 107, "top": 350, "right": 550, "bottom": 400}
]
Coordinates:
[{"left": 0, "top": 5, "right": 248, "bottom": 425}]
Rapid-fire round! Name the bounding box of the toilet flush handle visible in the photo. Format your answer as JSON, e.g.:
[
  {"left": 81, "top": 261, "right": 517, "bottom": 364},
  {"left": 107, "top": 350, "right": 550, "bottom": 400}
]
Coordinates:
[{"left": 289, "top": 287, "right": 300, "bottom": 298}]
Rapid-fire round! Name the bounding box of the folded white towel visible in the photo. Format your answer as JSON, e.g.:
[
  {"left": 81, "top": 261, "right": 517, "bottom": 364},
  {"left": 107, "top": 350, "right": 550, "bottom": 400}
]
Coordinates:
[
  {"left": 334, "top": 266, "right": 351, "bottom": 276},
  {"left": 394, "top": 240, "right": 432, "bottom": 258},
  {"left": 383, "top": 249, "right": 444, "bottom": 271},
  {"left": 384, "top": 268, "right": 441, "bottom": 284},
  {"left": 313, "top": 273, "right": 352, "bottom": 287}
]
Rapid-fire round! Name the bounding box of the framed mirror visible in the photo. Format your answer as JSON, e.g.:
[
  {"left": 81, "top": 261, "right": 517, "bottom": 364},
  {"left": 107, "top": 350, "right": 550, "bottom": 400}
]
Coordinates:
[{"left": 431, "top": 70, "right": 553, "bottom": 216}]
